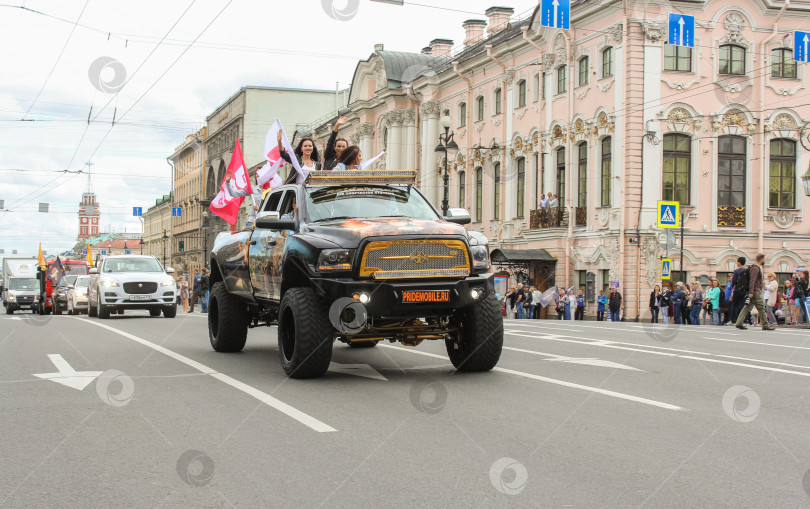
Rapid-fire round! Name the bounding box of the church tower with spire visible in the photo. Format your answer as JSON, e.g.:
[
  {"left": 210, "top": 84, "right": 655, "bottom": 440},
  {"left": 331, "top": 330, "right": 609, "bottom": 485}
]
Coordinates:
[{"left": 77, "top": 173, "right": 100, "bottom": 241}]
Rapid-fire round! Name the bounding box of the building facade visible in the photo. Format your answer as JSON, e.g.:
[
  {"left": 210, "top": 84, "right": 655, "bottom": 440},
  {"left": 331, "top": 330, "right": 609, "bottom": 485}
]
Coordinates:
[
  {"left": 142, "top": 194, "right": 172, "bottom": 267},
  {"left": 313, "top": 1, "right": 810, "bottom": 320},
  {"left": 170, "top": 128, "right": 207, "bottom": 277},
  {"left": 77, "top": 181, "right": 100, "bottom": 241}
]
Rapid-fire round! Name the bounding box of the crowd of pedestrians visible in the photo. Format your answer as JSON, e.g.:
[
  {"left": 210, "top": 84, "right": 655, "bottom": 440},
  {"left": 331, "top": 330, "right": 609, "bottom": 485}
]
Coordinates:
[
  {"left": 174, "top": 268, "right": 210, "bottom": 313},
  {"left": 500, "top": 254, "right": 809, "bottom": 326}
]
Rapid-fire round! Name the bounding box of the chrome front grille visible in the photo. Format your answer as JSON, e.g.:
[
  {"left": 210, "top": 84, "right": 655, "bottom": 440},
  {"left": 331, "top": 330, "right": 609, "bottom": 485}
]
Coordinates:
[{"left": 360, "top": 240, "right": 470, "bottom": 279}]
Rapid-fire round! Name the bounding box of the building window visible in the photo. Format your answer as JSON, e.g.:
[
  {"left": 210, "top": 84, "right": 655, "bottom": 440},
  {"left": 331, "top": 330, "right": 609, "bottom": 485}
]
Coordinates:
[
  {"left": 577, "top": 143, "right": 587, "bottom": 207},
  {"left": 533, "top": 74, "right": 540, "bottom": 102},
  {"left": 772, "top": 48, "right": 797, "bottom": 79},
  {"left": 719, "top": 44, "right": 746, "bottom": 75},
  {"left": 516, "top": 158, "right": 526, "bottom": 218},
  {"left": 494, "top": 88, "right": 502, "bottom": 115},
  {"left": 476, "top": 96, "right": 485, "bottom": 121},
  {"left": 664, "top": 45, "right": 692, "bottom": 72},
  {"left": 458, "top": 103, "right": 467, "bottom": 127},
  {"left": 578, "top": 56, "right": 589, "bottom": 86},
  {"left": 475, "top": 168, "right": 483, "bottom": 221},
  {"left": 556, "top": 147, "right": 566, "bottom": 205},
  {"left": 601, "top": 137, "right": 612, "bottom": 206},
  {"left": 517, "top": 80, "right": 527, "bottom": 107},
  {"left": 769, "top": 138, "right": 796, "bottom": 209},
  {"left": 458, "top": 171, "right": 466, "bottom": 209},
  {"left": 81, "top": 226, "right": 87, "bottom": 235},
  {"left": 557, "top": 66, "right": 567, "bottom": 93},
  {"left": 602, "top": 47, "right": 613, "bottom": 78},
  {"left": 718, "top": 135, "right": 746, "bottom": 208},
  {"left": 493, "top": 162, "right": 501, "bottom": 220},
  {"left": 663, "top": 133, "right": 691, "bottom": 204}
]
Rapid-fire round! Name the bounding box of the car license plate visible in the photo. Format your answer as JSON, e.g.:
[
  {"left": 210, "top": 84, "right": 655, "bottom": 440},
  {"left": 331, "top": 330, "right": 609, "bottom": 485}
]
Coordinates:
[
  {"left": 401, "top": 290, "right": 450, "bottom": 303},
  {"left": 129, "top": 295, "right": 150, "bottom": 301}
]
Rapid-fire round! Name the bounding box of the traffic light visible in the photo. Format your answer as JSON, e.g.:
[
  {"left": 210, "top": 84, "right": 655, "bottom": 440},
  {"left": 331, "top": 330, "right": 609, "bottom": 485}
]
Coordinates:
[{"left": 179, "top": 240, "right": 185, "bottom": 252}]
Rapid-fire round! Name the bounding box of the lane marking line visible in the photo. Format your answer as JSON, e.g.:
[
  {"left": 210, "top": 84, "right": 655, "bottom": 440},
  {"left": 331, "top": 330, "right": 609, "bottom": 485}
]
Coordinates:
[
  {"left": 379, "top": 345, "right": 684, "bottom": 411},
  {"left": 77, "top": 318, "right": 337, "bottom": 433}
]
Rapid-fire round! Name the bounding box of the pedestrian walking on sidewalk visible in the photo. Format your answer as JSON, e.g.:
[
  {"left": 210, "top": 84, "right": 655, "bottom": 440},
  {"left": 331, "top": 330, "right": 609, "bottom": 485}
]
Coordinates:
[
  {"left": 649, "top": 285, "right": 661, "bottom": 323},
  {"left": 659, "top": 283, "right": 672, "bottom": 324},
  {"left": 189, "top": 272, "right": 202, "bottom": 312},
  {"left": 729, "top": 257, "right": 747, "bottom": 325},
  {"left": 765, "top": 272, "right": 779, "bottom": 325},
  {"left": 575, "top": 288, "right": 585, "bottom": 320},
  {"left": 596, "top": 290, "right": 607, "bottom": 321},
  {"left": 689, "top": 282, "right": 703, "bottom": 325},
  {"left": 608, "top": 287, "right": 622, "bottom": 322},
  {"left": 671, "top": 282, "right": 684, "bottom": 324},
  {"left": 200, "top": 269, "right": 210, "bottom": 312},
  {"left": 707, "top": 279, "right": 721, "bottom": 325},
  {"left": 505, "top": 287, "right": 516, "bottom": 319},
  {"left": 735, "top": 253, "right": 774, "bottom": 330},
  {"left": 556, "top": 290, "right": 566, "bottom": 320},
  {"left": 515, "top": 283, "right": 526, "bottom": 319},
  {"left": 793, "top": 270, "right": 809, "bottom": 324},
  {"left": 784, "top": 279, "right": 797, "bottom": 325},
  {"left": 178, "top": 276, "right": 189, "bottom": 313},
  {"left": 531, "top": 286, "right": 542, "bottom": 319}
]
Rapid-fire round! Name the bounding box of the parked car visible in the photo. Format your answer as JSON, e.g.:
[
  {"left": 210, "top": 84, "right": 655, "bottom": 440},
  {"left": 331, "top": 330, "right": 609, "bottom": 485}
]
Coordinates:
[
  {"left": 53, "top": 275, "right": 79, "bottom": 315},
  {"left": 66, "top": 275, "right": 91, "bottom": 315},
  {"left": 87, "top": 255, "right": 177, "bottom": 318}
]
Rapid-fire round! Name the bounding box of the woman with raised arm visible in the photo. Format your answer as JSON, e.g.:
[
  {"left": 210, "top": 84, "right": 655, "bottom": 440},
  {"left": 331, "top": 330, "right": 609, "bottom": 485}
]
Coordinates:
[
  {"left": 323, "top": 116, "right": 349, "bottom": 171},
  {"left": 278, "top": 131, "right": 321, "bottom": 184}
]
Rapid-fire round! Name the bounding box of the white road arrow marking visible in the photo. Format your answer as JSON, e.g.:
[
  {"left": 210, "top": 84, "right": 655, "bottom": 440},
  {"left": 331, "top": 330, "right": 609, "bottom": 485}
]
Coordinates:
[
  {"left": 546, "top": 356, "right": 642, "bottom": 371},
  {"left": 678, "top": 16, "right": 685, "bottom": 46},
  {"left": 328, "top": 362, "right": 387, "bottom": 381},
  {"left": 32, "top": 354, "right": 103, "bottom": 390}
]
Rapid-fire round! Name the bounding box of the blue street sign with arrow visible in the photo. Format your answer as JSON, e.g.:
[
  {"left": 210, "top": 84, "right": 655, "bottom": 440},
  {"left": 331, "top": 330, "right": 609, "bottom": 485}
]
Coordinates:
[
  {"left": 668, "top": 13, "right": 695, "bottom": 48},
  {"left": 133, "top": 207, "right": 142, "bottom": 217},
  {"left": 795, "top": 31, "right": 810, "bottom": 62},
  {"left": 541, "top": 0, "right": 570, "bottom": 30},
  {"left": 172, "top": 207, "right": 182, "bottom": 217}
]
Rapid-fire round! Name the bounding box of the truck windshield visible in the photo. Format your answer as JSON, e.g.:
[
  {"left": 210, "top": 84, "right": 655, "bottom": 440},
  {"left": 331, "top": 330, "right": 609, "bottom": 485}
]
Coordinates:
[
  {"left": 9, "top": 278, "right": 39, "bottom": 290},
  {"left": 64, "top": 265, "right": 88, "bottom": 275},
  {"left": 305, "top": 186, "right": 439, "bottom": 223},
  {"left": 102, "top": 258, "right": 164, "bottom": 273}
]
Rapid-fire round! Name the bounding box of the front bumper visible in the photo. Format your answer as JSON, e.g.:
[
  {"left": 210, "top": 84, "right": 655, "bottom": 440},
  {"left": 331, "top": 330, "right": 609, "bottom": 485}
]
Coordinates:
[
  {"left": 99, "top": 287, "right": 176, "bottom": 308},
  {"left": 71, "top": 297, "right": 89, "bottom": 309},
  {"left": 310, "top": 273, "right": 494, "bottom": 317}
]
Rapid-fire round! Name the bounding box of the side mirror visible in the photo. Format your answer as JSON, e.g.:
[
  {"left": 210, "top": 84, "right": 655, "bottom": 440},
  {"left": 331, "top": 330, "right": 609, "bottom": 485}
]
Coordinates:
[
  {"left": 166, "top": 267, "right": 176, "bottom": 274},
  {"left": 89, "top": 268, "right": 98, "bottom": 274},
  {"left": 255, "top": 217, "right": 296, "bottom": 230},
  {"left": 444, "top": 208, "right": 471, "bottom": 225}
]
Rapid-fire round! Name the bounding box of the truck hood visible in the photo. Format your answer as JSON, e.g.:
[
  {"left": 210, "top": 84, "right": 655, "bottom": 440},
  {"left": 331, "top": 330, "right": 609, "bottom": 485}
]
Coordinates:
[
  {"left": 301, "top": 218, "right": 469, "bottom": 248},
  {"left": 8, "top": 290, "right": 38, "bottom": 296}
]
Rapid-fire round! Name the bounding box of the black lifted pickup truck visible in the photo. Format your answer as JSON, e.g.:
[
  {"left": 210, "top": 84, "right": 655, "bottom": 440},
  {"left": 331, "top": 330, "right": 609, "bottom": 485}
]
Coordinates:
[{"left": 207, "top": 170, "right": 503, "bottom": 378}]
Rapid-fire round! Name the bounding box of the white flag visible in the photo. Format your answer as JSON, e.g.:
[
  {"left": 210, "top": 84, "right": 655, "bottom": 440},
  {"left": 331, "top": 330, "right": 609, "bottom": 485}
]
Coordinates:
[
  {"left": 258, "top": 119, "right": 303, "bottom": 187},
  {"left": 358, "top": 151, "right": 385, "bottom": 171}
]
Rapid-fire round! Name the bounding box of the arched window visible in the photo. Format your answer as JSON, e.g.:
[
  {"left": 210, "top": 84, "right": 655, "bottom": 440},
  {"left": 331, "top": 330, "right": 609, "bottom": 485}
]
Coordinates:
[
  {"left": 718, "top": 135, "right": 746, "bottom": 209},
  {"left": 458, "top": 103, "right": 467, "bottom": 127},
  {"left": 517, "top": 80, "right": 527, "bottom": 107},
  {"left": 493, "top": 162, "right": 501, "bottom": 220},
  {"left": 475, "top": 167, "right": 483, "bottom": 221},
  {"left": 458, "top": 170, "right": 466, "bottom": 209},
  {"left": 578, "top": 56, "right": 589, "bottom": 86},
  {"left": 772, "top": 49, "right": 797, "bottom": 79},
  {"left": 494, "top": 88, "right": 502, "bottom": 115},
  {"left": 557, "top": 66, "right": 567, "bottom": 93},
  {"left": 556, "top": 147, "right": 566, "bottom": 205},
  {"left": 663, "top": 134, "right": 690, "bottom": 204},
  {"left": 577, "top": 142, "right": 587, "bottom": 207},
  {"left": 602, "top": 47, "right": 613, "bottom": 78},
  {"left": 601, "top": 137, "right": 612, "bottom": 206},
  {"left": 516, "top": 158, "right": 525, "bottom": 218},
  {"left": 476, "top": 96, "right": 485, "bottom": 121},
  {"left": 769, "top": 138, "right": 795, "bottom": 209},
  {"left": 719, "top": 44, "right": 746, "bottom": 75}
]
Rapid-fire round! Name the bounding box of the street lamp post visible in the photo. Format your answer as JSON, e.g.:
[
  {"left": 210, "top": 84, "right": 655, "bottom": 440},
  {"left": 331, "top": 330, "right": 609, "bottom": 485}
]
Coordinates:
[
  {"left": 162, "top": 229, "right": 169, "bottom": 268},
  {"left": 434, "top": 114, "right": 459, "bottom": 216}
]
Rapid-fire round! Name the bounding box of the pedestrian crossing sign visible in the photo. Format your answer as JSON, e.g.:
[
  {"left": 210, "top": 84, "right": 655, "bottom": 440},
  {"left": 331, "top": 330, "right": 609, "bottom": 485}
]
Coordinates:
[
  {"left": 657, "top": 201, "right": 679, "bottom": 228},
  {"left": 661, "top": 258, "right": 672, "bottom": 279}
]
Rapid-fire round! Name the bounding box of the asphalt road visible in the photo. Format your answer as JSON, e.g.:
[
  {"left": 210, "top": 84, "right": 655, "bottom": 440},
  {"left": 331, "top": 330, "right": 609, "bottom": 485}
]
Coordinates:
[{"left": 2, "top": 310, "right": 810, "bottom": 508}]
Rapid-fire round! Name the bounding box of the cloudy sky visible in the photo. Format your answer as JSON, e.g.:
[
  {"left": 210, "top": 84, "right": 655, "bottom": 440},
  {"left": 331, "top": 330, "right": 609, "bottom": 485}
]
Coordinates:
[{"left": 0, "top": 0, "right": 537, "bottom": 257}]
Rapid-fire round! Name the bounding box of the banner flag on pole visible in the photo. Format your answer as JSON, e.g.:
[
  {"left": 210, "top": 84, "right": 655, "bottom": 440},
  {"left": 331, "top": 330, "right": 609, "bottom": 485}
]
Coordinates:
[
  {"left": 257, "top": 119, "right": 302, "bottom": 188},
  {"left": 209, "top": 138, "right": 250, "bottom": 226}
]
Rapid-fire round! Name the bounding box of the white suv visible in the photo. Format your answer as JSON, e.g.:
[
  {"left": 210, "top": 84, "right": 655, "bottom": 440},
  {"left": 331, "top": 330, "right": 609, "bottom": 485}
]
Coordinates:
[{"left": 88, "top": 255, "right": 177, "bottom": 318}]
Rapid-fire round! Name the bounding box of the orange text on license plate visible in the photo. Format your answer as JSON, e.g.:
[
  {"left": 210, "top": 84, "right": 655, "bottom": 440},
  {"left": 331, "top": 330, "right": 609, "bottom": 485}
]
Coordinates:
[{"left": 401, "top": 290, "right": 451, "bottom": 303}]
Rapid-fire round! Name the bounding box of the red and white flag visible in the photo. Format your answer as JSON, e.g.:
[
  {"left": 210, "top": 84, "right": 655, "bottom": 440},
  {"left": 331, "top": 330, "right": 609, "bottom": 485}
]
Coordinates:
[
  {"left": 209, "top": 138, "right": 251, "bottom": 226},
  {"left": 257, "top": 119, "right": 303, "bottom": 188}
]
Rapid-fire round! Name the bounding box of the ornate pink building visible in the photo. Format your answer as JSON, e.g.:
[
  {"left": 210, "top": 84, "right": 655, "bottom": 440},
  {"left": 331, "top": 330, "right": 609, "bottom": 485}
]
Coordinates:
[{"left": 310, "top": 1, "right": 810, "bottom": 319}]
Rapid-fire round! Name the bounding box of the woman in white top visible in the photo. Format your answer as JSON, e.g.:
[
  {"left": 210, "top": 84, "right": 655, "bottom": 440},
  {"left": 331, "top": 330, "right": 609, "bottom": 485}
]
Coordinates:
[
  {"left": 765, "top": 272, "right": 779, "bottom": 325},
  {"left": 278, "top": 132, "right": 321, "bottom": 184}
]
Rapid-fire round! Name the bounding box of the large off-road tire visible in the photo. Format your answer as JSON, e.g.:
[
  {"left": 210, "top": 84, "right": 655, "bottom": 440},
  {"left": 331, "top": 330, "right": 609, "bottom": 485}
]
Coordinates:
[
  {"left": 97, "top": 292, "right": 111, "bottom": 319},
  {"left": 446, "top": 293, "right": 503, "bottom": 372},
  {"left": 278, "top": 287, "right": 333, "bottom": 378},
  {"left": 347, "top": 340, "right": 379, "bottom": 348},
  {"left": 208, "top": 282, "right": 248, "bottom": 352},
  {"left": 149, "top": 309, "right": 161, "bottom": 317},
  {"left": 163, "top": 305, "right": 177, "bottom": 318}
]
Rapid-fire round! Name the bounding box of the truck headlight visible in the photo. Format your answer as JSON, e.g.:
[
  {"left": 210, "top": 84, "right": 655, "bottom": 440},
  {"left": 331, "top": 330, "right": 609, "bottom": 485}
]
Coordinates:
[
  {"left": 470, "top": 245, "right": 490, "bottom": 270},
  {"left": 317, "top": 249, "right": 354, "bottom": 272},
  {"left": 100, "top": 279, "right": 119, "bottom": 287},
  {"left": 8, "top": 295, "right": 15, "bottom": 301}
]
